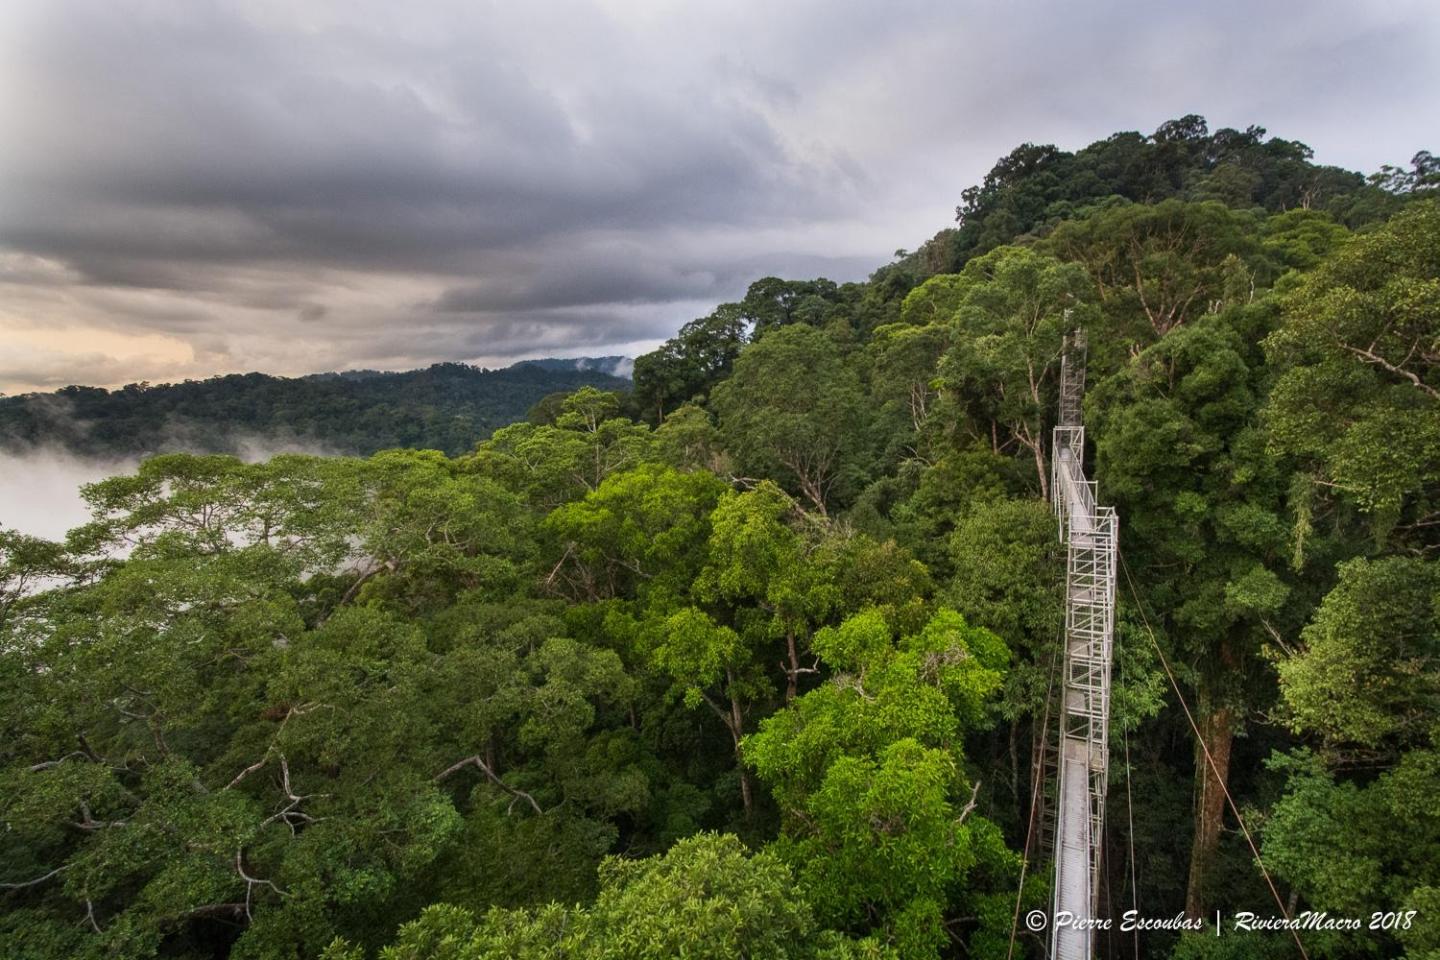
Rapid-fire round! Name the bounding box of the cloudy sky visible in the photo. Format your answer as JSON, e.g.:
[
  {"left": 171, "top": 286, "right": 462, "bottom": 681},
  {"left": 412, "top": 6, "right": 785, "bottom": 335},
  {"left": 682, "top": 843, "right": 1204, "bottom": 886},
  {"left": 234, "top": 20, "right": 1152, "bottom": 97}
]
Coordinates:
[{"left": 0, "top": 0, "right": 1436, "bottom": 393}]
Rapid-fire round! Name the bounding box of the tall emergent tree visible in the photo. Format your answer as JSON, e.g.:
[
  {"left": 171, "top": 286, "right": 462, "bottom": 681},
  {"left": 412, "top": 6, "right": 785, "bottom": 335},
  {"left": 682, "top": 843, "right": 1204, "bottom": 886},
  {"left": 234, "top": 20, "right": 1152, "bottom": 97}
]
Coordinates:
[
  {"left": 1092, "top": 306, "right": 1301, "bottom": 919},
  {"left": 712, "top": 324, "right": 871, "bottom": 515}
]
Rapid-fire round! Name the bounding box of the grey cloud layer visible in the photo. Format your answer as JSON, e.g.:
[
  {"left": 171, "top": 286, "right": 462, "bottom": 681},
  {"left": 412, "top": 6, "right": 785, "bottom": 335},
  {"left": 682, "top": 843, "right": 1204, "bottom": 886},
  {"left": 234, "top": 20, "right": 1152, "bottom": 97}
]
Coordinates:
[
  {"left": 3, "top": 3, "right": 848, "bottom": 274},
  {"left": 0, "top": 0, "right": 1437, "bottom": 391}
]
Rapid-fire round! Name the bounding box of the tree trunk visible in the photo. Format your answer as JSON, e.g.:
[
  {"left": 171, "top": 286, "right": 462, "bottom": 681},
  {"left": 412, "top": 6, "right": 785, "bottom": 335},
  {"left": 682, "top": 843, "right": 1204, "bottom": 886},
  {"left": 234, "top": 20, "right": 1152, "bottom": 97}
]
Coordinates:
[
  {"left": 725, "top": 671, "right": 752, "bottom": 818},
  {"left": 784, "top": 632, "right": 800, "bottom": 703},
  {"left": 909, "top": 383, "right": 929, "bottom": 433},
  {"left": 1030, "top": 435, "right": 1049, "bottom": 501},
  {"left": 1009, "top": 722, "right": 1020, "bottom": 811},
  {"left": 797, "top": 473, "right": 828, "bottom": 517},
  {"left": 1185, "top": 698, "right": 1234, "bottom": 920},
  {"left": 1014, "top": 422, "right": 1049, "bottom": 501}
]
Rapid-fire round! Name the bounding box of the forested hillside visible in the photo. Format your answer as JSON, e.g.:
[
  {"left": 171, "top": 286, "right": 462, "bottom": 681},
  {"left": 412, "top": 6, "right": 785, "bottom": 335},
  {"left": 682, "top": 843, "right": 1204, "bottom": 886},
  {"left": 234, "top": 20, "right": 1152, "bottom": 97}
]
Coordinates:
[
  {"left": 2, "top": 117, "right": 1437, "bottom": 960},
  {"left": 0, "top": 361, "right": 631, "bottom": 458}
]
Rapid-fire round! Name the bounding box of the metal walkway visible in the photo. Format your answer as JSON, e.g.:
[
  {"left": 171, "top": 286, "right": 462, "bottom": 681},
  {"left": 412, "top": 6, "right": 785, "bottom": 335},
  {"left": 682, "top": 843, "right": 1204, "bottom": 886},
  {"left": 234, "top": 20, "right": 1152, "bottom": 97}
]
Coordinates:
[{"left": 1048, "top": 330, "right": 1118, "bottom": 960}]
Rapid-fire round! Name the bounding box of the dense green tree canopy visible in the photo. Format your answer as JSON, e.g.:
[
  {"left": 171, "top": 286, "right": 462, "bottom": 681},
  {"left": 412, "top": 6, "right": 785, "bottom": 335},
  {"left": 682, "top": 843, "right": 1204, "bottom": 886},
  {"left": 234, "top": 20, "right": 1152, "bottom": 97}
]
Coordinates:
[
  {"left": 712, "top": 325, "right": 871, "bottom": 515},
  {"left": 5, "top": 118, "right": 1438, "bottom": 960},
  {"left": 1266, "top": 200, "right": 1440, "bottom": 528}
]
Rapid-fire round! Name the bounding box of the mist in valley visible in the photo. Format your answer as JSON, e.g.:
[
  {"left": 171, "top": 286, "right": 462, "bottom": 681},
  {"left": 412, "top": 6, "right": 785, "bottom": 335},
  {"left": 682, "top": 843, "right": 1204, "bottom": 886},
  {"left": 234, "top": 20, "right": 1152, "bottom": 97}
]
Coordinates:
[
  {"left": 0, "top": 448, "right": 139, "bottom": 541},
  {"left": 0, "top": 438, "right": 339, "bottom": 542}
]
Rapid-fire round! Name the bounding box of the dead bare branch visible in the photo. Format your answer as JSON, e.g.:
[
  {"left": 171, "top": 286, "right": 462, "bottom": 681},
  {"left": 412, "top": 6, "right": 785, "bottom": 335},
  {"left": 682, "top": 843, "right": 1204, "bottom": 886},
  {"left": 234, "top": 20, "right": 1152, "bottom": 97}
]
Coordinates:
[
  {"left": 435, "top": 754, "right": 544, "bottom": 816},
  {"left": 955, "top": 779, "right": 982, "bottom": 826},
  {"left": 0, "top": 864, "right": 69, "bottom": 890}
]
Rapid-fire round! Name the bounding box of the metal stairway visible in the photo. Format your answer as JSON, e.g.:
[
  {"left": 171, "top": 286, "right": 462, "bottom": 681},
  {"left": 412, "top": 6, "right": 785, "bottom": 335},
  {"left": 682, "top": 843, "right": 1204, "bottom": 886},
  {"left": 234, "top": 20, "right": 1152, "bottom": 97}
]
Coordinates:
[{"left": 1048, "top": 330, "right": 1118, "bottom": 960}]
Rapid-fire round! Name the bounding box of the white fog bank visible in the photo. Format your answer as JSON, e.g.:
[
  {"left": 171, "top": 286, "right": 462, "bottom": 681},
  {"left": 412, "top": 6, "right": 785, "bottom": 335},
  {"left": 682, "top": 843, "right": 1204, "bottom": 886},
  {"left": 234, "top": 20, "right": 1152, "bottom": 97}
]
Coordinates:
[
  {"left": 1, "top": 440, "right": 339, "bottom": 542},
  {"left": 0, "top": 449, "right": 140, "bottom": 541}
]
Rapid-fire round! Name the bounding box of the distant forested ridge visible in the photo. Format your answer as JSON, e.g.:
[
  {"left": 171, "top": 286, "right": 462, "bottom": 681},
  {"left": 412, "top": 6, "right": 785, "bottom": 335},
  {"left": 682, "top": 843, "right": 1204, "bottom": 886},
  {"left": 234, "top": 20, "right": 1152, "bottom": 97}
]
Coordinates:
[
  {"left": 516, "top": 356, "right": 632, "bottom": 376},
  {"left": 0, "top": 360, "right": 630, "bottom": 458},
  {"left": 2, "top": 117, "right": 1437, "bottom": 960}
]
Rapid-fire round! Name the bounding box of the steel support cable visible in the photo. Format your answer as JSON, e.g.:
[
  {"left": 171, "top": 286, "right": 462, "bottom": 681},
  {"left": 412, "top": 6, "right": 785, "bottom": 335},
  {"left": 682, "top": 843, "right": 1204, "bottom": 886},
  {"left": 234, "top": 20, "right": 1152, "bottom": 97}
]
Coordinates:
[
  {"left": 1103, "top": 829, "right": 1116, "bottom": 957},
  {"left": 1123, "top": 726, "right": 1140, "bottom": 960},
  {"left": 1005, "top": 621, "right": 1066, "bottom": 960},
  {"left": 1118, "top": 605, "right": 1141, "bottom": 960},
  {"left": 1117, "top": 552, "right": 1310, "bottom": 960}
]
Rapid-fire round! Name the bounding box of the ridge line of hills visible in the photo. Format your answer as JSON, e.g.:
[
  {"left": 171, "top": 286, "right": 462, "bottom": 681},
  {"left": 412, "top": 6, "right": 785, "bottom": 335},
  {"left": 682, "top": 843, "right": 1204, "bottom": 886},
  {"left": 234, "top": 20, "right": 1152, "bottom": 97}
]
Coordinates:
[{"left": 0, "top": 358, "right": 632, "bottom": 458}]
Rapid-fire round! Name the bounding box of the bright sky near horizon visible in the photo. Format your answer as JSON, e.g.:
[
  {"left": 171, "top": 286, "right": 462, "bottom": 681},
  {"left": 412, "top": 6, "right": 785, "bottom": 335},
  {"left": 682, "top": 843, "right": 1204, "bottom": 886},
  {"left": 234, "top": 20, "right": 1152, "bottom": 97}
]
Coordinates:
[{"left": 1, "top": 0, "right": 1437, "bottom": 393}]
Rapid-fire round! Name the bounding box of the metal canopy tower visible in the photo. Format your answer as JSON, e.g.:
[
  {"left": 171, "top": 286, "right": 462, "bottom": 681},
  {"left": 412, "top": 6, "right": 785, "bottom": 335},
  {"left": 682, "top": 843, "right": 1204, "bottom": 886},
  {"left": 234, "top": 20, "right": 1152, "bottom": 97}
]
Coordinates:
[{"left": 1048, "top": 329, "right": 1118, "bottom": 960}]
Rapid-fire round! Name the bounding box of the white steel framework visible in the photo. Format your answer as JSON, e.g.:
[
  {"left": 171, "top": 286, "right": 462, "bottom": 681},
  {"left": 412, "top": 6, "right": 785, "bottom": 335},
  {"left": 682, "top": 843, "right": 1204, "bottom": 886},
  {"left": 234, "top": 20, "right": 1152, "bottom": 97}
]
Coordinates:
[{"left": 1048, "top": 330, "right": 1118, "bottom": 960}]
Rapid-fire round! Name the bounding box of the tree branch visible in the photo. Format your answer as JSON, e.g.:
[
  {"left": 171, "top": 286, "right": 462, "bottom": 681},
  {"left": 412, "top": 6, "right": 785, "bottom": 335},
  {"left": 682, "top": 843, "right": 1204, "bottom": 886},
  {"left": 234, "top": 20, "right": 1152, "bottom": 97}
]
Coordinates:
[
  {"left": 226, "top": 752, "right": 271, "bottom": 790},
  {"left": 337, "top": 559, "right": 394, "bottom": 607},
  {"left": 257, "top": 755, "right": 329, "bottom": 834},
  {"left": 69, "top": 801, "right": 127, "bottom": 832},
  {"left": 1337, "top": 342, "right": 1440, "bottom": 400},
  {"left": 0, "top": 864, "right": 69, "bottom": 890},
  {"left": 28, "top": 752, "right": 88, "bottom": 773},
  {"left": 235, "top": 850, "right": 286, "bottom": 922},
  {"left": 955, "top": 779, "right": 982, "bottom": 826},
  {"left": 435, "top": 755, "right": 543, "bottom": 815}
]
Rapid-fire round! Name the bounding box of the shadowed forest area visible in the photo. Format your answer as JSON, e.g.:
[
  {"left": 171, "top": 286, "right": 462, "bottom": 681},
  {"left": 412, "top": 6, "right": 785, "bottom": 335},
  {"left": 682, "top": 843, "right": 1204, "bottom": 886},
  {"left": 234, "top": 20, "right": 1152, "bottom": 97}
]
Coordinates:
[{"left": 2, "top": 117, "right": 1438, "bottom": 960}]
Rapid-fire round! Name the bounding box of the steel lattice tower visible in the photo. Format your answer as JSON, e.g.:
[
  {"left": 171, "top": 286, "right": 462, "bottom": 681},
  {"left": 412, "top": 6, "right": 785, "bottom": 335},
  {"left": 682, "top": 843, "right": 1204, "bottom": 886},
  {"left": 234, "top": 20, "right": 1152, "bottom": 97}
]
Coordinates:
[{"left": 1048, "top": 329, "right": 1118, "bottom": 960}]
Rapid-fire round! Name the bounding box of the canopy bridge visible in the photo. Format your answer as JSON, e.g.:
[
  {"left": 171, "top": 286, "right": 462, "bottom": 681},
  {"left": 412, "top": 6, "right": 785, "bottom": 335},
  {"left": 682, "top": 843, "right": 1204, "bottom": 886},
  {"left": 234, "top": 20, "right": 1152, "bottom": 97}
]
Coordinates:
[{"left": 1047, "top": 329, "right": 1118, "bottom": 960}]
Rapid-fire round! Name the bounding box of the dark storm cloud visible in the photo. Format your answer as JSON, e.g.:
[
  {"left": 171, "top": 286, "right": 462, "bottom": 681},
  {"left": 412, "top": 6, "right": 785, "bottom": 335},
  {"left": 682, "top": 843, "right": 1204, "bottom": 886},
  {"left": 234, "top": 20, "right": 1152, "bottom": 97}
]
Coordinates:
[
  {"left": 1, "top": 0, "right": 843, "bottom": 272},
  {"left": 430, "top": 248, "right": 879, "bottom": 315},
  {"left": 433, "top": 266, "right": 725, "bottom": 314},
  {"left": 0, "top": 0, "right": 1436, "bottom": 390}
]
